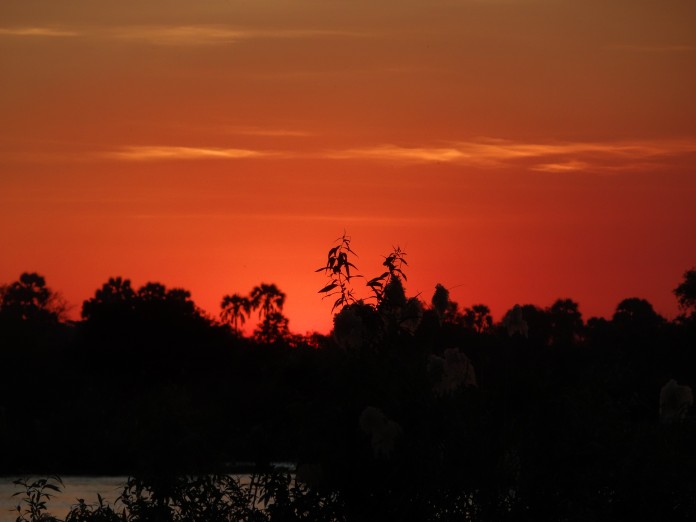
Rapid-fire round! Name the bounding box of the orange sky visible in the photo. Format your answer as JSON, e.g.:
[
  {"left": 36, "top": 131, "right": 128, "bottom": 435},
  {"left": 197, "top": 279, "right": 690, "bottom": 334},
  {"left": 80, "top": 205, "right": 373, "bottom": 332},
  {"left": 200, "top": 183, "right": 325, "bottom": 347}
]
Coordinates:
[{"left": 1, "top": 0, "right": 695, "bottom": 333}]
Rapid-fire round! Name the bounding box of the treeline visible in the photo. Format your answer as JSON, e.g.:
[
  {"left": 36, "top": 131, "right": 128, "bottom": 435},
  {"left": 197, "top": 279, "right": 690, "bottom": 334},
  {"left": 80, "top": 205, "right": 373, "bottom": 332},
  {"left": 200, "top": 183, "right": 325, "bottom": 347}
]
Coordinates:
[
  {"left": 1, "top": 239, "right": 696, "bottom": 520},
  {"left": 0, "top": 273, "right": 315, "bottom": 475}
]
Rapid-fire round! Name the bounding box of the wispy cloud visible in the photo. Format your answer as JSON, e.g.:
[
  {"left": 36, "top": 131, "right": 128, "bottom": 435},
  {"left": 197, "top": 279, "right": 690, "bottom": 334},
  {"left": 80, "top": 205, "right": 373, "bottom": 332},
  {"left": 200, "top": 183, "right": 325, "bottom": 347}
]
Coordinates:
[
  {"left": 39, "top": 138, "right": 696, "bottom": 170},
  {"left": 530, "top": 161, "right": 590, "bottom": 173},
  {"left": 325, "top": 146, "right": 467, "bottom": 163},
  {"left": 109, "top": 25, "right": 361, "bottom": 46},
  {"left": 105, "top": 146, "right": 274, "bottom": 161},
  {"left": 0, "top": 27, "right": 79, "bottom": 37},
  {"left": 324, "top": 138, "right": 696, "bottom": 171},
  {"left": 0, "top": 24, "right": 362, "bottom": 45}
]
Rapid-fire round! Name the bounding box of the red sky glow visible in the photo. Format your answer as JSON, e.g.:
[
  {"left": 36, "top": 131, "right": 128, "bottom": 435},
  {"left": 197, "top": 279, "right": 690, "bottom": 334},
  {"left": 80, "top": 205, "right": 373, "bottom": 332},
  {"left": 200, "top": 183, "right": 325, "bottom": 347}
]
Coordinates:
[{"left": 2, "top": 0, "right": 695, "bottom": 333}]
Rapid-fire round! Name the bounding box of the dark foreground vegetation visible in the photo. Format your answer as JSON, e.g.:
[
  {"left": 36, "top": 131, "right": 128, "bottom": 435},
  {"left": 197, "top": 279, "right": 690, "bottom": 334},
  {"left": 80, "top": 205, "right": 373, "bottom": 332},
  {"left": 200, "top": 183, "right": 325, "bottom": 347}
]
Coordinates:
[
  {"left": 2, "top": 236, "right": 696, "bottom": 520},
  {"left": 12, "top": 473, "right": 342, "bottom": 522}
]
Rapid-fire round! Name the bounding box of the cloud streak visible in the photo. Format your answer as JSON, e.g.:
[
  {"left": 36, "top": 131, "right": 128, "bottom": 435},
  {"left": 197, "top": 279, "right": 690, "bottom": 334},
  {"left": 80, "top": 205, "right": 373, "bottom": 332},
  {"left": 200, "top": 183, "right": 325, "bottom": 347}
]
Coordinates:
[
  {"left": 530, "top": 161, "right": 591, "bottom": 173},
  {"left": 109, "top": 25, "right": 362, "bottom": 46},
  {"left": 0, "top": 24, "right": 362, "bottom": 46},
  {"left": 325, "top": 138, "right": 696, "bottom": 171},
  {"left": 105, "top": 146, "right": 273, "bottom": 161},
  {"left": 97, "top": 138, "right": 696, "bottom": 172},
  {"left": 0, "top": 27, "right": 79, "bottom": 37}
]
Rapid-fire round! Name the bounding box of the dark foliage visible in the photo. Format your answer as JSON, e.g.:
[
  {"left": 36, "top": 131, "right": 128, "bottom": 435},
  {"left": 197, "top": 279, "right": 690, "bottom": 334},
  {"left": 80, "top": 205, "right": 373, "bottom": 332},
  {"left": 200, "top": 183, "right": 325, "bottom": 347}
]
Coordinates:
[{"left": 1, "top": 261, "right": 696, "bottom": 520}]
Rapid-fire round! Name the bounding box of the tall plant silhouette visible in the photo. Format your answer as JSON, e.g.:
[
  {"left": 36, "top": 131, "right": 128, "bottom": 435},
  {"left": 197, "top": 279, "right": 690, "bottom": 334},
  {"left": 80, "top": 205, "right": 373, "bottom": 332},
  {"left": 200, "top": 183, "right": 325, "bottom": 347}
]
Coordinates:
[
  {"left": 367, "top": 246, "right": 408, "bottom": 305},
  {"left": 220, "top": 293, "right": 251, "bottom": 334},
  {"left": 316, "top": 233, "right": 360, "bottom": 311},
  {"left": 316, "top": 233, "right": 412, "bottom": 310}
]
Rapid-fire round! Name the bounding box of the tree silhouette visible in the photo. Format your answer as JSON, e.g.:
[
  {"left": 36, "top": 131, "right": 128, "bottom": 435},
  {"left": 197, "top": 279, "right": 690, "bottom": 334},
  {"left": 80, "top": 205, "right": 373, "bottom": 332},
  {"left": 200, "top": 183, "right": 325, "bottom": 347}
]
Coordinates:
[
  {"left": 431, "top": 284, "right": 450, "bottom": 320},
  {"left": 253, "top": 311, "right": 290, "bottom": 344},
  {"left": 674, "top": 267, "right": 696, "bottom": 316},
  {"left": 250, "top": 283, "right": 286, "bottom": 320},
  {"left": 135, "top": 283, "right": 202, "bottom": 328},
  {"left": 463, "top": 304, "right": 493, "bottom": 334},
  {"left": 81, "top": 278, "right": 206, "bottom": 342},
  {"left": 220, "top": 293, "right": 251, "bottom": 334},
  {"left": 502, "top": 304, "right": 529, "bottom": 337},
  {"left": 548, "top": 298, "right": 583, "bottom": 346},
  {"left": 0, "top": 272, "right": 66, "bottom": 325},
  {"left": 250, "top": 283, "right": 289, "bottom": 343},
  {"left": 379, "top": 277, "right": 407, "bottom": 311},
  {"left": 424, "top": 283, "right": 470, "bottom": 332},
  {"left": 613, "top": 297, "right": 664, "bottom": 329},
  {"left": 137, "top": 282, "right": 164, "bottom": 299},
  {"left": 81, "top": 276, "right": 136, "bottom": 321}
]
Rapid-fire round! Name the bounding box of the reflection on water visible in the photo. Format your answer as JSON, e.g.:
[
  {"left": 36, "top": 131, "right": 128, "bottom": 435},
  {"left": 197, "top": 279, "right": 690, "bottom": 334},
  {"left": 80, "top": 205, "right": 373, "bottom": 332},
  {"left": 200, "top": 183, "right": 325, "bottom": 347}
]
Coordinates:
[{"left": 0, "top": 477, "right": 126, "bottom": 522}]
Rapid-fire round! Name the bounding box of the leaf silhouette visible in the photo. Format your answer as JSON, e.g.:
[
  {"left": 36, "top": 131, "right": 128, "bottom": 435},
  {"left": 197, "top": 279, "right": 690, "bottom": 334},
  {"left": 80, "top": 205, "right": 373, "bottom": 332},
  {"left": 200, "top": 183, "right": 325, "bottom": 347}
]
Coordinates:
[{"left": 319, "top": 283, "right": 338, "bottom": 294}]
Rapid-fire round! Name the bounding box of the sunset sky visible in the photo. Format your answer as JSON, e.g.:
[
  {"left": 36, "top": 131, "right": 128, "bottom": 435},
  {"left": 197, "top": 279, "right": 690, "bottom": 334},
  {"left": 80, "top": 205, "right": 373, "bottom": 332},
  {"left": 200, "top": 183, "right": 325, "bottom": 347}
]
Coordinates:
[{"left": 1, "top": 0, "right": 695, "bottom": 333}]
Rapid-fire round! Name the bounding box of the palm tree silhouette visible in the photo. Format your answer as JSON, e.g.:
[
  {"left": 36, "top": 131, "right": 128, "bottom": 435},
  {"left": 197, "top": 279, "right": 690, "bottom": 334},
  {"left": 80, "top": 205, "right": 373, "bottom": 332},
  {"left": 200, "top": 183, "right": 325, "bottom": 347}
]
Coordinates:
[
  {"left": 220, "top": 293, "right": 251, "bottom": 334},
  {"left": 250, "top": 283, "right": 286, "bottom": 320},
  {"left": 464, "top": 304, "right": 493, "bottom": 334}
]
